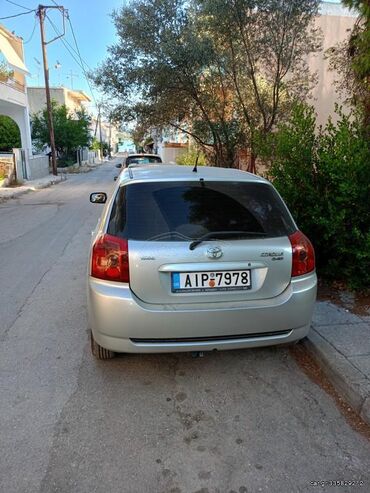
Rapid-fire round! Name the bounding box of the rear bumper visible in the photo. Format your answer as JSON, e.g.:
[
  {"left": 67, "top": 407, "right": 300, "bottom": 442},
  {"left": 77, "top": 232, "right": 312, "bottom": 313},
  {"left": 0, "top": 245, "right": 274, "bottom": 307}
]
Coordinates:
[{"left": 87, "top": 272, "right": 317, "bottom": 353}]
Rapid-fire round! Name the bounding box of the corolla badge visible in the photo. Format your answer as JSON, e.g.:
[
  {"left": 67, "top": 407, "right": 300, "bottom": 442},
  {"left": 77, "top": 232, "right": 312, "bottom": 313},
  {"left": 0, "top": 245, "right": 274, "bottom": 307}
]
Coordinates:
[{"left": 206, "top": 246, "right": 223, "bottom": 259}]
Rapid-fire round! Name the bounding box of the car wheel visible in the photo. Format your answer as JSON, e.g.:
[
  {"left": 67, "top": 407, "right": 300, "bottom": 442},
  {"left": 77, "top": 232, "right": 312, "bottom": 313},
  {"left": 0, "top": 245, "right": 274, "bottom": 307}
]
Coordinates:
[{"left": 90, "top": 330, "right": 115, "bottom": 360}]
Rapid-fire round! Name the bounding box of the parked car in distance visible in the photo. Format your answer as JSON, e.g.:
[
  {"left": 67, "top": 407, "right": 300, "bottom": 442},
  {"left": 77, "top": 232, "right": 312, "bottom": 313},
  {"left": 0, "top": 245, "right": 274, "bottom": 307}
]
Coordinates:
[
  {"left": 88, "top": 165, "right": 316, "bottom": 359},
  {"left": 115, "top": 153, "right": 162, "bottom": 171}
]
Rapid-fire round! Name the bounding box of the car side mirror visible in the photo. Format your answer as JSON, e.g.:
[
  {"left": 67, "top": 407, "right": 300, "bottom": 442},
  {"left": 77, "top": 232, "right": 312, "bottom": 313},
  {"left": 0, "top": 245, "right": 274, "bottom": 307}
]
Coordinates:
[
  {"left": 90, "top": 192, "right": 107, "bottom": 204},
  {"left": 115, "top": 163, "right": 122, "bottom": 168},
  {"left": 113, "top": 176, "right": 118, "bottom": 181}
]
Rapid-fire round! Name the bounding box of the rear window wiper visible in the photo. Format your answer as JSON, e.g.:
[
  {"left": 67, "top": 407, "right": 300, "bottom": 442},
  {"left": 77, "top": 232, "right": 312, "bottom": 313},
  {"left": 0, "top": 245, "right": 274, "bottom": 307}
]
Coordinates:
[{"left": 189, "top": 231, "right": 267, "bottom": 250}]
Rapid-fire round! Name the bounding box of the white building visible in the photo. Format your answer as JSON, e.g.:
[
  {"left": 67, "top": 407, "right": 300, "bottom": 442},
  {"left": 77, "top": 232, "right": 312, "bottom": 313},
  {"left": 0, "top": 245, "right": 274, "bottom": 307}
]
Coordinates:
[
  {"left": 308, "top": 2, "right": 357, "bottom": 126},
  {"left": 0, "top": 24, "right": 34, "bottom": 178},
  {"left": 0, "top": 24, "right": 50, "bottom": 181},
  {"left": 27, "top": 86, "right": 91, "bottom": 116},
  {"left": 151, "top": 125, "right": 189, "bottom": 163},
  {"left": 90, "top": 117, "right": 120, "bottom": 153}
]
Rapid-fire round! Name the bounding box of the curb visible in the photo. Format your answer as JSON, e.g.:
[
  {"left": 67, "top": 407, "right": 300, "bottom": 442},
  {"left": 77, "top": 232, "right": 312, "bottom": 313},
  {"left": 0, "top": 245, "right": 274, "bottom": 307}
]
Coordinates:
[
  {"left": 56, "top": 160, "right": 104, "bottom": 174},
  {"left": 0, "top": 176, "right": 65, "bottom": 203},
  {"left": 303, "top": 328, "right": 370, "bottom": 425}
]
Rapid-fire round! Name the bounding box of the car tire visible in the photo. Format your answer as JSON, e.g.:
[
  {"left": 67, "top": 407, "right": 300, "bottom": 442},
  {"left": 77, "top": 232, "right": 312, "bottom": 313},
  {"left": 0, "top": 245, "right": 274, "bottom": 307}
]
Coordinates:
[{"left": 90, "top": 330, "right": 115, "bottom": 360}]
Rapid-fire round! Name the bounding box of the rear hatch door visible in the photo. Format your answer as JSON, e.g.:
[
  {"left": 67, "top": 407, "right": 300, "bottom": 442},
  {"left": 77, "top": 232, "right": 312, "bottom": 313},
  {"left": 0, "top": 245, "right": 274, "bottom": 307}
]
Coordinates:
[{"left": 107, "top": 179, "right": 296, "bottom": 304}]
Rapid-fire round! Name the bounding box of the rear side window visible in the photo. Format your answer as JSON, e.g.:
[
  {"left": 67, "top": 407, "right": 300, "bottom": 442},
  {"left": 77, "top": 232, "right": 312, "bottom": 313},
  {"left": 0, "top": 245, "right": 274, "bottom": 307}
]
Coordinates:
[
  {"left": 107, "top": 181, "right": 296, "bottom": 241},
  {"left": 126, "top": 156, "right": 162, "bottom": 166}
]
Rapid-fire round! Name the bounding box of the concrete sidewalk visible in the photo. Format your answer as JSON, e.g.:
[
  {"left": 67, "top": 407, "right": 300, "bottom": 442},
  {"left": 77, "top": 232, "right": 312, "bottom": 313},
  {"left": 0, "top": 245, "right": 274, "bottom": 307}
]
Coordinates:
[
  {"left": 304, "top": 300, "right": 370, "bottom": 425},
  {"left": 0, "top": 158, "right": 120, "bottom": 204},
  {"left": 0, "top": 174, "right": 66, "bottom": 203},
  {"left": 0, "top": 157, "right": 111, "bottom": 203}
]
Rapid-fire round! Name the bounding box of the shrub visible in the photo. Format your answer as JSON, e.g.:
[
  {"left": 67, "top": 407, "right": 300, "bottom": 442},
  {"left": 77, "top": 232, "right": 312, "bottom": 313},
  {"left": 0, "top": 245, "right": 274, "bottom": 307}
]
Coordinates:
[
  {"left": 57, "top": 156, "right": 76, "bottom": 168},
  {"left": 0, "top": 115, "right": 21, "bottom": 151},
  {"left": 176, "top": 147, "right": 206, "bottom": 166},
  {"left": 262, "top": 103, "right": 370, "bottom": 289},
  {"left": 90, "top": 137, "right": 100, "bottom": 151}
]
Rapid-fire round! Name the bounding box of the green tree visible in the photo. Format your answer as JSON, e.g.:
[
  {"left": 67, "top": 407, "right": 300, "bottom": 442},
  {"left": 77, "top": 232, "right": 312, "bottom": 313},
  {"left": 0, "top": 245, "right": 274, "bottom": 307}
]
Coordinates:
[
  {"left": 0, "top": 61, "right": 14, "bottom": 81},
  {"left": 261, "top": 103, "right": 370, "bottom": 289},
  {"left": 327, "top": 1, "right": 370, "bottom": 132},
  {"left": 94, "top": 0, "right": 321, "bottom": 170},
  {"left": 342, "top": 1, "right": 370, "bottom": 82},
  {"left": 176, "top": 146, "right": 206, "bottom": 166},
  {"left": 90, "top": 137, "right": 100, "bottom": 151},
  {"left": 31, "top": 102, "right": 91, "bottom": 158},
  {"left": 196, "top": 0, "right": 321, "bottom": 171},
  {"left": 0, "top": 115, "right": 21, "bottom": 151}
]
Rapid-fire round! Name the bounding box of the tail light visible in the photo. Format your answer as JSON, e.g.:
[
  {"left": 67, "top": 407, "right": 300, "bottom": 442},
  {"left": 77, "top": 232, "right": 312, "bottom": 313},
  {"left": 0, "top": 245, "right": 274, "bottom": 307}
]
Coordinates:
[
  {"left": 289, "top": 230, "right": 315, "bottom": 277},
  {"left": 91, "top": 234, "right": 129, "bottom": 282}
]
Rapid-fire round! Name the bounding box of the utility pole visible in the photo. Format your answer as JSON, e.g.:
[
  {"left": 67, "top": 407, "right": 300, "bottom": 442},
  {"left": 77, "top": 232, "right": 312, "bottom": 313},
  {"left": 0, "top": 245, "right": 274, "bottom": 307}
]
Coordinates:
[
  {"left": 108, "top": 119, "right": 112, "bottom": 158},
  {"left": 37, "top": 4, "right": 66, "bottom": 176},
  {"left": 66, "top": 69, "right": 79, "bottom": 90},
  {"left": 98, "top": 110, "right": 103, "bottom": 161},
  {"left": 94, "top": 103, "right": 104, "bottom": 161}
]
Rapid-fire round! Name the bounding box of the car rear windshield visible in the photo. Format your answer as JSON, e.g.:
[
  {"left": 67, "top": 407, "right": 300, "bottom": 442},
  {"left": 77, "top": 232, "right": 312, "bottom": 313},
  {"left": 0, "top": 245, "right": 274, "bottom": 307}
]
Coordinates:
[
  {"left": 126, "top": 156, "right": 162, "bottom": 165},
  {"left": 107, "top": 181, "right": 296, "bottom": 241}
]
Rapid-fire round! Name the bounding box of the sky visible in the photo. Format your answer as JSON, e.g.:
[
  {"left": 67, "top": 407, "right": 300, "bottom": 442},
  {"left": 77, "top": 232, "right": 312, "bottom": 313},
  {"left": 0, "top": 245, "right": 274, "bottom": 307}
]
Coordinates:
[
  {"left": 0, "top": 0, "right": 127, "bottom": 115},
  {"left": 1, "top": 0, "right": 342, "bottom": 116}
]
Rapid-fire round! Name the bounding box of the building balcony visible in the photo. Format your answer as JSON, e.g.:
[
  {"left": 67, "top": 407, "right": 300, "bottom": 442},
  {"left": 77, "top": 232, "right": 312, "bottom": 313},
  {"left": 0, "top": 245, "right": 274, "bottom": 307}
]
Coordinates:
[
  {"left": 0, "top": 75, "right": 25, "bottom": 92},
  {"left": 0, "top": 77, "right": 27, "bottom": 107}
]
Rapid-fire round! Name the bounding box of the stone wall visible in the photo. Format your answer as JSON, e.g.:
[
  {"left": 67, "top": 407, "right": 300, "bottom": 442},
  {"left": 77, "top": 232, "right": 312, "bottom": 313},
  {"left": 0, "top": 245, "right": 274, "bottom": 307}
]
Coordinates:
[{"left": 0, "top": 155, "right": 14, "bottom": 186}]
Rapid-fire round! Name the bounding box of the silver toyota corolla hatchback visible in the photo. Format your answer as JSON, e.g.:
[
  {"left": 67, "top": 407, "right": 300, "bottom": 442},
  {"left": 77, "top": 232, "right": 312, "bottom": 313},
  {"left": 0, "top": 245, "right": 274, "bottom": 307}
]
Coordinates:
[{"left": 88, "top": 165, "right": 316, "bottom": 359}]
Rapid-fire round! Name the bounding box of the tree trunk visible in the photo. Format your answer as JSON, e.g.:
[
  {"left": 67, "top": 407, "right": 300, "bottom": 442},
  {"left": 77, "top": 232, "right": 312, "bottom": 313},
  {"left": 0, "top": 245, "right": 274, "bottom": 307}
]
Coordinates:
[
  {"left": 247, "top": 150, "right": 257, "bottom": 174},
  {"left": 225, "top": 144, "right": 237, "bottom": 168},
  {"left": 216, "top": 146, "right": 236, "bottom": 168}
]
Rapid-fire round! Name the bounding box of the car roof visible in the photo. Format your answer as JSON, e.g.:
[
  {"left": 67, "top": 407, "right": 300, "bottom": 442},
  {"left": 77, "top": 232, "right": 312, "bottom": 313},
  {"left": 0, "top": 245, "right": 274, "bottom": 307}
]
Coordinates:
[
  {"left": 126, "top": 153, "right": 161, "bottom": 158},
  {"left": 119, "top": 164, "right": 268, "bottom": 185}
]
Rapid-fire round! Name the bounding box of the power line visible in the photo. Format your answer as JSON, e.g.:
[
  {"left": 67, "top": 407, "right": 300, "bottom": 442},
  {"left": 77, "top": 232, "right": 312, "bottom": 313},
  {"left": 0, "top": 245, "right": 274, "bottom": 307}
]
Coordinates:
[
  {"left": 45, "top": 14, "right": 85, "bottom": 70},
  {"left": 44, "top": 14, "right": 91, "bottom": 71},
  {"left": 2, "top": 0, "right": 37, "bottom": 41},
  {"left": 66, "top": 15, "right": 97, "bottom": 105},
  {"left": 67, "top": 16, "right": 92, "bottom": 72},
  {"left": 48, "top": 1, "right": 93, "bottom": 76},
  {"left": 0, "top": 9, "right": 35, "bottom": 20},
  {"left": 46, "top": 15, "right": 97, "bottom": 106},
  {"left": 23, "top": 15, "right": 37, "bottom": 43},
  {"left": 5, "top": 0, "right": 33, "bottom": 11},
  {"left": 62, "top": 8, "right": 102, "bottom": 155},
  {"left": 49, "top": 0, "right": 99, "bottom": 108},
  {"left": 45, "top": 12, "right": 98, "bottom": 107}
]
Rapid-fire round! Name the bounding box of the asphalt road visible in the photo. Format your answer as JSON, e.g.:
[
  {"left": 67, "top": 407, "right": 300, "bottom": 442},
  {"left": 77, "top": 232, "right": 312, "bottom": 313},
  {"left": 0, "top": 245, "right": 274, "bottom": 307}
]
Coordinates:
[{"left": 0, "top": 160, "right": 369, "bottom": 493}]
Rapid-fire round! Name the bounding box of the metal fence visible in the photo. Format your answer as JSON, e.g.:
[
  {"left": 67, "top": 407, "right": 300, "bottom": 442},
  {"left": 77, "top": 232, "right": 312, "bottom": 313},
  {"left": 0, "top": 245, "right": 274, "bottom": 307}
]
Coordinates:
[
  {"left": 77, "top": 148, "right": 100, "bottom": 165},
  {"left": 0, "top": 77, "right": 25, "bottom": 93}
]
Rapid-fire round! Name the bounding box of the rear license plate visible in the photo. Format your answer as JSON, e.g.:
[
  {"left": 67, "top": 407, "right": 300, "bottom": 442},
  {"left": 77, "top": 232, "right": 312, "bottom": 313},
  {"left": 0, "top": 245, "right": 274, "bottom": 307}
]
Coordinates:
[{"left": 171, "top": 270, "right": 251, "bottom": 293}]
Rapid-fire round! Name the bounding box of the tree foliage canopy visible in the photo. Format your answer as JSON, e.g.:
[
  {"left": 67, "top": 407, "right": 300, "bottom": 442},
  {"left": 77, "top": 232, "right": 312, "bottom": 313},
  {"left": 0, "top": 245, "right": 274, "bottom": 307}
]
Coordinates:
[
  {"left": 0, "top": 115, "right": 21, "bottom": 151},
  {"left": 326, "top": 1, "right": 370, "bottom": 131},
  {"left": 261, "top": 103, "right": 370, "bottom": 289},
  {"left": 342, "top": 0, "right": 370, "bottom": 82},
  {"left": 31, "top": 102, "right": 91, "bottom": 156},
  {"left": 94, "top": 0, "right": 321, "bottom": 168}
]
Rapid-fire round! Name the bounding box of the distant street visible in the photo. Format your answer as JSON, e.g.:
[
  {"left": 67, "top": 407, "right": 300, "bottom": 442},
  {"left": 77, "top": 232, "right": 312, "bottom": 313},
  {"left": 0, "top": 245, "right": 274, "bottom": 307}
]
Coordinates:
[{"left": 0, "top": 160, "right": 369, "bottom": 493}]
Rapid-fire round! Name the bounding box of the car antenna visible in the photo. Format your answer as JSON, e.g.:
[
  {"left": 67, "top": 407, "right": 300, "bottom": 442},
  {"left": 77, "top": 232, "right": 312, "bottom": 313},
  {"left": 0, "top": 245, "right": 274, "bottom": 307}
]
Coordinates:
[{"left": 192, "top": 152, "right": 199, "bottom": 173}]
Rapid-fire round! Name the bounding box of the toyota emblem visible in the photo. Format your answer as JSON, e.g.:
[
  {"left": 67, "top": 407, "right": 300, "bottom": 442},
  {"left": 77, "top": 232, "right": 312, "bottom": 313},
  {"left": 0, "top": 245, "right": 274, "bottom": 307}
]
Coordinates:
[{"left": 206, "top": 246, "right": 223, "bottom": 259}]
